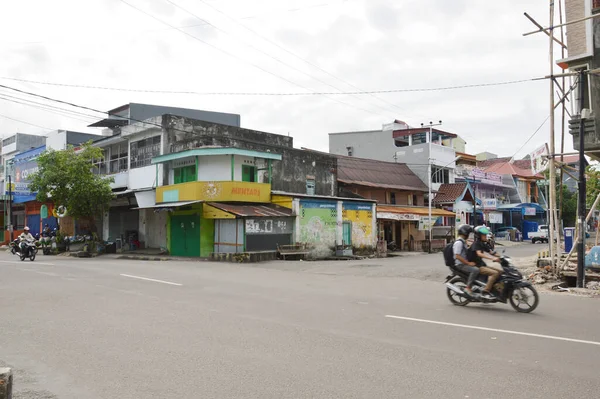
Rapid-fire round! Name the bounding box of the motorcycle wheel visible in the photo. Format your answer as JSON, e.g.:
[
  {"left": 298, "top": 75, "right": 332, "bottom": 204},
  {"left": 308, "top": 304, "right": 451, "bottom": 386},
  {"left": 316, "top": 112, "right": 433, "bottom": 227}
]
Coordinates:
[
  {"left": 447, "top": 277, "right": 472, "bottom": 306},
  {"left": 20, "top": 254, "right": 25, "bottom": 261},
  {"left": 30, "top": 252, "right": 36, "bottom": 261},
  {"left": 509, "top": 286, "right": 539, "bottom": 313}
]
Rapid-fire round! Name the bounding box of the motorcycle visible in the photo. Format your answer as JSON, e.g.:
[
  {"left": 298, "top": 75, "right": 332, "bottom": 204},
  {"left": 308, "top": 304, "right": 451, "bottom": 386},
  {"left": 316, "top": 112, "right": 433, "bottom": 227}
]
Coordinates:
[
  {"left": 444, "top": 254, "right": 539, "bottom": 313},
  {"left": 11, "top": 239, "right": 38, "bottom": 261},
  {"left": 40, "top": 228, "right": 57, "bottom": 255}
]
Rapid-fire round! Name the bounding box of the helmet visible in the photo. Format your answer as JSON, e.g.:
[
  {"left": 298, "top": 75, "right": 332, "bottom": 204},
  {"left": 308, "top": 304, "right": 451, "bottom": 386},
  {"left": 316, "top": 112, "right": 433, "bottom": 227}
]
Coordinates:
[
  {"left": 457, "top": 224, "right": 473, "bottom": 237},
  {"left": 475, "top": 225, "right": 491, "bottom": 237},
  {"left": 24, "top": 226, "right": 30, "bottom": 231}
]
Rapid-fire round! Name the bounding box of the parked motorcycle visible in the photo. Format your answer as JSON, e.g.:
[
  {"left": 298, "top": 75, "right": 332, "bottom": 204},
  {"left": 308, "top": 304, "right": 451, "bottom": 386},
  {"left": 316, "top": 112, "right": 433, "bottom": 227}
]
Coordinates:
[
  {"left": 11, "top": 240, "right": 38, "bottom": 261},
  {"left": 444, "top": 254, "right": 539, "bottom": 313}
]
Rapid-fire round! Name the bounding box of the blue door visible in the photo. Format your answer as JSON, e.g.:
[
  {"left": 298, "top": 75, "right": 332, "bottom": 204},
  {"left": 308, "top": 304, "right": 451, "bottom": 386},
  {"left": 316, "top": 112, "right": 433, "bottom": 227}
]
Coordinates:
[{"left": 26, "top": 214, "right": 41, "bottom": 236}]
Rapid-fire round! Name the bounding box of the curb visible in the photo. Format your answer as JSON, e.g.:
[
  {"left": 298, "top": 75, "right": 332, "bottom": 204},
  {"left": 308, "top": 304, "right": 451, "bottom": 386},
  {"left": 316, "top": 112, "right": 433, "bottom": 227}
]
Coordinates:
[{"left": 117, "top": 255, "right": 171, "bottom": 261}]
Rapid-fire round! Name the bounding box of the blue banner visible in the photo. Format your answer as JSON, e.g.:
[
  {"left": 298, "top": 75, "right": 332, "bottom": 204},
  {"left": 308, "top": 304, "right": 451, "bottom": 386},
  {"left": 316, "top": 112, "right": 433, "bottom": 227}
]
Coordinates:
[{"left": 9, "top": 145, "right": 45, "bottom": 203}]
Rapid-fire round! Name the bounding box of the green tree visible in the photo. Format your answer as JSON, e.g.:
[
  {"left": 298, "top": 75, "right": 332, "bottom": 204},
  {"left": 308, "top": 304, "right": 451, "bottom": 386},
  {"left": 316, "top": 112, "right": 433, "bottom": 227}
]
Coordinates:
[
  {"left": 29, "top": 142, "right": 114, "bottom": 220},
  {"left": 586, "top": 165, "right": 600, "bottom": 208},
  {"left": 560, "top": 185, "right": 577, "bottom": 227}
]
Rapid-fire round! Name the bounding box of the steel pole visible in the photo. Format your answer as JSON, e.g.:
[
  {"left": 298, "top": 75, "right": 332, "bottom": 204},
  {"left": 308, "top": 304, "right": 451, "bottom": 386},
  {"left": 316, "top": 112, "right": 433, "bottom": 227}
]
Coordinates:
[{"left": 577, "top": 70, "right": 587, "bottom": 288}]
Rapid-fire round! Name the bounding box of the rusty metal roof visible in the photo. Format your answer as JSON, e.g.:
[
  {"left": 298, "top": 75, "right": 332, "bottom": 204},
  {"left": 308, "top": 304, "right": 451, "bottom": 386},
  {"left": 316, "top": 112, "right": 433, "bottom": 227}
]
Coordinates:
[
  {"left": 377, "top": 205, "right": 455, "bottom": 217},
  {"left": 207, "top": 202, "right": 294, "bottom": 217},
  {"left": 337, "top": 156, "right": 428, "bottom": 192}
]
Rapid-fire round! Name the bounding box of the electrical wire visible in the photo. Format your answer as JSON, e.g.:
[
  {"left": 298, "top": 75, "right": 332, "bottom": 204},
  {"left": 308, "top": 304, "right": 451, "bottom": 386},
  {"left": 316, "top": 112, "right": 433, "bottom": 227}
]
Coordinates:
[
  {"left": 0, "top": 75, "right": 540, "bottom": 96},
  {"left": 162, "top": 0, "right": 392, "bottom": 119},
  {"left": 0, "top": 113, "right": 54, "bottom": 131},
  {"left": 120, "top": 0, "right": 389, "bottom": 119},
  {"left": 194, "top": 0, "right": 415, "bottom": 116},
  {"left": 0, "top": 91, "right": 101, "bottom": 121}
]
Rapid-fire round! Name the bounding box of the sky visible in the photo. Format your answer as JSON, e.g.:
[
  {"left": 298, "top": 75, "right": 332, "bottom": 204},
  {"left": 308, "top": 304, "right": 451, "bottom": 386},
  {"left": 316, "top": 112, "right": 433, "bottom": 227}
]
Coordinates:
[{"left": 0, "top": 0, "right": 574, "bottom": 159}]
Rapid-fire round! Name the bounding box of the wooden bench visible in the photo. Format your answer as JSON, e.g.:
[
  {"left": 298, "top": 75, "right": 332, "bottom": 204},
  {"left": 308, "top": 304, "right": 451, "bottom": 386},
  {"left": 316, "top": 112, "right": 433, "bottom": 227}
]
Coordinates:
[{"left": 277, "top": 243, "right": 312, "bottom": 260}]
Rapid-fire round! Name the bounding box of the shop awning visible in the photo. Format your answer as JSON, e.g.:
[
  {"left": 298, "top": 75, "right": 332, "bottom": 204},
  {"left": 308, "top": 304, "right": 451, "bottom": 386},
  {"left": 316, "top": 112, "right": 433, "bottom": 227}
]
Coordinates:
[
  {"left": 377, "top": 205, "right": 455, "bottom": 217},
  {"left": 151, "top": 148, "right": 282, "bottom": 164},
  {"left": 134, "top": 200, "right": 202, "bottom": 210},
  {"left": 497, "top": 203, "right": 545, "bottom": 213},
  {"left": 206, "top": 202, "right": 294, "bottom": 218}
]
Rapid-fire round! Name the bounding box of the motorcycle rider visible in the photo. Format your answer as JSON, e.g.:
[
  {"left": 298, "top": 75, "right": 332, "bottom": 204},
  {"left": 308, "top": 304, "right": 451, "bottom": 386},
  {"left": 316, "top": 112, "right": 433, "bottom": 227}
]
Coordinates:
[
  {"left": 19, "top": 226, "right": 35, "bottom": 253},
  {"left": 453, "top": 224, "right": 478, "bottom": 297},
  {"left": 470, "top": 225, "right": 502, "bottom": 299}
]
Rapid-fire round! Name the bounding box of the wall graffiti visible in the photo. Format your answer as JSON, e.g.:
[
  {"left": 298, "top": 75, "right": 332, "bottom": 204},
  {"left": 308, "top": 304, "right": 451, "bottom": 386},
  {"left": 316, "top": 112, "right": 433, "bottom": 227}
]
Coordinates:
[
  {"left": 299, "top": 201, "right": 337, "bottom": 245},
  {"left": 342, "top": 202, "right": 373, "bottom": 248}
]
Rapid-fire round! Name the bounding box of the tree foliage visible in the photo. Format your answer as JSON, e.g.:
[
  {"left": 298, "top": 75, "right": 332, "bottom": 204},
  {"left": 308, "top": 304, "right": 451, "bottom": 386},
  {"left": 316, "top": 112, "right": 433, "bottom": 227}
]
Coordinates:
[
  {"left": 586, "top": 165, "right": 600, "bottom": 208},
  {"left": 29, "top": 142, "right": 114, "bottom": 220}
]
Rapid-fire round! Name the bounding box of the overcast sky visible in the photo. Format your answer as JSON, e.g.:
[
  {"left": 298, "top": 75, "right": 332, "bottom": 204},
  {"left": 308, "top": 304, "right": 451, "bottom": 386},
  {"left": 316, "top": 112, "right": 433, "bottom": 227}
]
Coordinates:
[{"left": 0, "top": 0, "right": 572, "bottom": 158}]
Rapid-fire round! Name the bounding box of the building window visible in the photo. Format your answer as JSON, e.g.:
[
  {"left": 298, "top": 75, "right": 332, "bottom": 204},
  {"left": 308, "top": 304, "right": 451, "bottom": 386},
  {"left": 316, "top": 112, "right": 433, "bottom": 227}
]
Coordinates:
[
  {"left": 92, "top": 149, "right": 107, "bottom": 175},
  {"left": 174, "top": 165, "right": 197, "bottom": 184},
  {"left": 2, "top": 136, "right": 15, "bottom": 146},
  {"left": 432, "top": 167, "right": 450, "bottom": 184},
  {"left": 594, "top": 0, "right": 600, "bottom": 12},
  {"left": 306, "top": 178, "right": 315, "bottom": 195},
  {"left": 109, "top": 143, "right": 128, "bottom": 174},
  {"left": 413, "top": 195, "right": 418, "bottom": 206},
  {"left": 390, "top": 192, "right": 396, "bottom": 205},
  {"left": 347, "top": 146, "right": 353, "bottom": 156},
  {"left": 242, "top": 165, "right": 256, "bottom": 182},
  {"left": 130, "top": 136, "right": 161, "bottom": 169}
]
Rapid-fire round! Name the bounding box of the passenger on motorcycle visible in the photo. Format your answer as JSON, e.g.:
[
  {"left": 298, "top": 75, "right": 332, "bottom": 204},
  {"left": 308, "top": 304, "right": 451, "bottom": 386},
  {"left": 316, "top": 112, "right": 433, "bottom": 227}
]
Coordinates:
[
  {"left": 470, "top": 226, "right": 502, "bottom": 299},
  {"left": 453, "top": 224, "right": 478, "bottom": 297},
  {"left": 19, "top": 226, "right": 35, "bottom": 251}
]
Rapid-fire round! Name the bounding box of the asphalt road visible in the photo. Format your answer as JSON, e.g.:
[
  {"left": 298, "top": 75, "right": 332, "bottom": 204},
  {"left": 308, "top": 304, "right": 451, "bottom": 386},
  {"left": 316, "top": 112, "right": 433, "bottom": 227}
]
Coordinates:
[{"left": 2, "top": 244, "right": 599, "bottom": 399}]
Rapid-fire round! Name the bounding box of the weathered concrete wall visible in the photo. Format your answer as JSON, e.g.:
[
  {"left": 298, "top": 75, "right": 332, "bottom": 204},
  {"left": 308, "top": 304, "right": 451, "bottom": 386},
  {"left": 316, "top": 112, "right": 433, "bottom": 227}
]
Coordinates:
[{"left": 162, "top": 115, "right": 337, "bottom": 196}]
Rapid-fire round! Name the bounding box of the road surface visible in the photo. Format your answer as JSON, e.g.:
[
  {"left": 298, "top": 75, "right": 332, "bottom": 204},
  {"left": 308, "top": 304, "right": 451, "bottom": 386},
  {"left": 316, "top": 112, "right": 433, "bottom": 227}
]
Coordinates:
[{"left": 2, "top": 244, "right": 599, "bottom": 399}]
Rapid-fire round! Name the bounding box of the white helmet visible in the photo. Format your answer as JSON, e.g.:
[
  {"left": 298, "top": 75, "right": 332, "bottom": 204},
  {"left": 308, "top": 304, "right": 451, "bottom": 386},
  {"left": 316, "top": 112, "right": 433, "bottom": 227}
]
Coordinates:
[{"left": 24, "top": 226, "right": 30, "bottom": 231}]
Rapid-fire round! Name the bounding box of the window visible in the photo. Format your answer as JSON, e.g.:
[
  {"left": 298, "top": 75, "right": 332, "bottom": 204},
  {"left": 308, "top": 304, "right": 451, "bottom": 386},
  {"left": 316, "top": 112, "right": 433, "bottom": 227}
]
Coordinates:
[
  {"left": 390, "top": 192, "right": 396, "bottom": 205},
  {"left": 594, "top": 0, "right": 600, "bottom": 12},
  {"left": 432, "top": 167, "right": 450, "bottom": 184},
  {"left": 109, "top": 143, "right": 128, "bottom": 174},
  {"left": 2, "top": 136, "right": 15, "bottom": 146},
  {"left": 92, "top": 149, "right": 108, "bottom": 175},
  {"left": 242, "top": 165, "right": 256, "bottom": 182},
  {"left": 413, "top": 194, "right": 418, "bottom": 206},
  {"left": 347, "top": 146, "right": 353, "bottom": 156},
  {"left": 174, "top": 165, "right": 197, "bottom": 184},
  {"left": 306, "top": 178, "right": 315, "bottom": 195},
  {"left": 130, "top": 136, "right": 161, "bottom": 169}
]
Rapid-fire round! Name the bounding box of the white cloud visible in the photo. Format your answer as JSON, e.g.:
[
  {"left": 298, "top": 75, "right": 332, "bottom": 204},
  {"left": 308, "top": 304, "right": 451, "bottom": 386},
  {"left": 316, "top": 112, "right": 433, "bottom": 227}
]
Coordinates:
[{"left": 0, "top": 0, "right": 570, "bottom": 159}]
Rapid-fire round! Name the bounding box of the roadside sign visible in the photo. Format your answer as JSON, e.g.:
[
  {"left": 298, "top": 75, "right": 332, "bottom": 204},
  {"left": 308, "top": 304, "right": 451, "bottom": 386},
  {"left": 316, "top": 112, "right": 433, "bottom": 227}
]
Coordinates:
[
  {"left": 40, "top": 205, "right": 48, "bottom": 219},
  {"left": 530, "top": 144, "right": 550, "bottom": 175}
]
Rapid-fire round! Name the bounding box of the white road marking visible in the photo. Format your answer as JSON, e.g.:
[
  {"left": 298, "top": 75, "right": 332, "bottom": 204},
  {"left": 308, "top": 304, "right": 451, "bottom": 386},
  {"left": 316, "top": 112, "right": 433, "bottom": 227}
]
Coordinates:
[
  {"left": 120, "top": 274, "right": 182, "bottom": 286},
  {"left": 0, "top": 260, "right": 55, "bottom": 266},
  {"left": 385, "top": 315, "right": 600, "bottom": 347}
]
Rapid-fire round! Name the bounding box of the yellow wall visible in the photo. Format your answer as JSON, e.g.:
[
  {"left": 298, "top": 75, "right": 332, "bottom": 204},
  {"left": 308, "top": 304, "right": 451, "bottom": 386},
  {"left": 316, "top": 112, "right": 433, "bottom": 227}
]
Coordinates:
[
  {"left": 271, "top": 195, "right": 293, "bottom": 209},
  {"left": 157, "top": 181, "right": 271, "bottom": 203},
  {"left": 342, "top": 203, "right": 375, "bottom": 248}
]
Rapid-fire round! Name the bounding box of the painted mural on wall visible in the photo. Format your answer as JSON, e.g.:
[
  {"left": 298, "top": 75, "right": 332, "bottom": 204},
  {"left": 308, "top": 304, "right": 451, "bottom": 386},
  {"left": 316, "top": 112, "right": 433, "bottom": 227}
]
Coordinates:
[
  {"left": 299, "top": 201, "right": 337, "bottom": 245},
  {"left": 342, "top": 202, "right": 373, "bottom": 248}
]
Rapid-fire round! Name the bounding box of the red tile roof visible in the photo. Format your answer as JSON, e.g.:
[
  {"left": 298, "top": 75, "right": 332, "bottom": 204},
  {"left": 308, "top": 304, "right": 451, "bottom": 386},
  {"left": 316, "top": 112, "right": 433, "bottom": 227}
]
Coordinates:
[{"left": 433, "top": 183, "right": 472, "bottom": 204}]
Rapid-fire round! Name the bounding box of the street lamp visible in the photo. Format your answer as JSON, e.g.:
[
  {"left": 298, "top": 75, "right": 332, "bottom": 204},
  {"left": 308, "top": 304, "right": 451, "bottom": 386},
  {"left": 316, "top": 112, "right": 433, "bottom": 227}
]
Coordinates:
[{"left": 422, "top": 120, "right": 442, "bottom": 253}]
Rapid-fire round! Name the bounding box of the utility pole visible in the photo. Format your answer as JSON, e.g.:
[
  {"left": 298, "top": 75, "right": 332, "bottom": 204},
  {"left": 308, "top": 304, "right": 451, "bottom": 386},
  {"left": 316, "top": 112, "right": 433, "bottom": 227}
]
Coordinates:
[
  {"left": 547, "top": 0, "right": 560, "bottom": 271},
  {"left": 8, "top": 174, "right": 12, "bottom": 242},
  {"left": 423, "top": 121, "right": 442, "bottom": 254},
  {"left": 577, "top": 70, "right": 587, "bottom": 288}
]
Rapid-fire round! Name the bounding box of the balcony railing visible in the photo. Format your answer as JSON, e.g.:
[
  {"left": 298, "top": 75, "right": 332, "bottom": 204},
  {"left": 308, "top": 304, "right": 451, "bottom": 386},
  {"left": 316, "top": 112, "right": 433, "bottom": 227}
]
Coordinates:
[{"left": 156, "top": 181, "right": 271, "bottom": 203}]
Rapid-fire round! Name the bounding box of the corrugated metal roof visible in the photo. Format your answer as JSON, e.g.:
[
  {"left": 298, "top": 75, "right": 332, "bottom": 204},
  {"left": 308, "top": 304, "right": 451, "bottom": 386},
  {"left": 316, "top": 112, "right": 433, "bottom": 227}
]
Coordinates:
[
  {"left": 337, "top": 156, "right": 428, "bottom": 192},
  {"left": 207, "top": 202, "right": 294, "bottom": 217},
  {"left": 377, "top": 205, "right": 455, "bottom": 217}
]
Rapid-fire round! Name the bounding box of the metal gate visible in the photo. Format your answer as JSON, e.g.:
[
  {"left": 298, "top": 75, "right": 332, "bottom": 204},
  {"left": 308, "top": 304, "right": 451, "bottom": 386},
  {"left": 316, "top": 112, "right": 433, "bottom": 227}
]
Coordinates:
[{"left": 214, "top": 219, "right": 244, "bottom": 253}]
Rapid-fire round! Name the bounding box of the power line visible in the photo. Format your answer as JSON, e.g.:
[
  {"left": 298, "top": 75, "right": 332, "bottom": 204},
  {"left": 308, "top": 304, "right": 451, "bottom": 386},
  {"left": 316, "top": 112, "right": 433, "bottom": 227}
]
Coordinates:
[
  {"left": 509, "top": 115, "right": 551, "bottom": 161},
  {"left": 0, "top": 75, "right": 539, "bottom": 96},
  {"left": 194, "top": 0, "right": 415, "bottom": 116},
  {"left": 0, "top": 113, "right": 54, "bottom": 131},
  {"left": 176, "top": 0, "right": 402, "bottom": 116},
  {"left": 162, "top": 0, "right": 393, "bottom": 119},
  {"left": 0, "top": 93, "right": 99, "bottom": 123},
  {"left": 120, "top": 0, "right": 389, "bottom": 119}
]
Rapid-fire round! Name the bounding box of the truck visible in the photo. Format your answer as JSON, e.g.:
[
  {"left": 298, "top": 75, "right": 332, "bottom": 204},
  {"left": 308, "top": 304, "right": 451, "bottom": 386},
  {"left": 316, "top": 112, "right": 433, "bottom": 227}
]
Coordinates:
[{"left": 529, "top": 225, "right": 549, "bottom": 244}]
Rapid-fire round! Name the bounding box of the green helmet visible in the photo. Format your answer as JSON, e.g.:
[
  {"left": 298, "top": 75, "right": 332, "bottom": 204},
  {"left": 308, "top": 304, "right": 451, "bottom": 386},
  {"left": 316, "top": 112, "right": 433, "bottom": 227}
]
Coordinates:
[{"left": 475, "top": 225, "right": 491, "bottom": 236}]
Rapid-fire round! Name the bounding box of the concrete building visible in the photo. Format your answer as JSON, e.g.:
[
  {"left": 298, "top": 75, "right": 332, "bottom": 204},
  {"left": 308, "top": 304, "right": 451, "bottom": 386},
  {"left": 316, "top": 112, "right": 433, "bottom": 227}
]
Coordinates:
[
  {"left": 329, "top": 123, "right": 460, "bottom": 194},
  {"left": 475, "top": 152, "right": 498, "bottom": 161},
  {"left": 560, "top": 0, "right": 600, "bottom": 159},
  {"left": 88, "top": 110, "right": 352, "bottom": 257}
]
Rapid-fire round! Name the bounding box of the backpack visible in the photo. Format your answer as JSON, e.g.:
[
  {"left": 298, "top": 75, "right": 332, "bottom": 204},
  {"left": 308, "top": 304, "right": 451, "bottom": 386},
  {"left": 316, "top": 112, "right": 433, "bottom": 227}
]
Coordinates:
[{"left": 443, "top": 240, "right": 457, "bottom": 267}]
